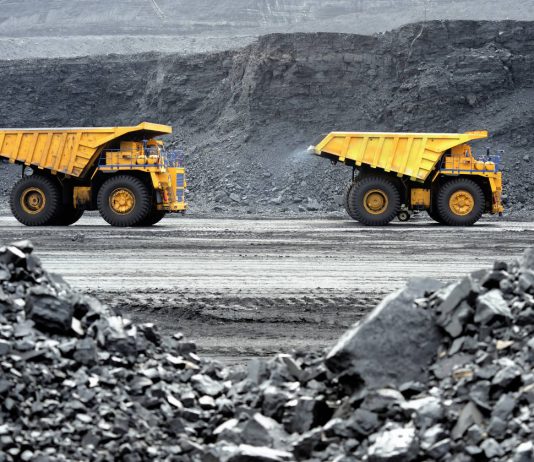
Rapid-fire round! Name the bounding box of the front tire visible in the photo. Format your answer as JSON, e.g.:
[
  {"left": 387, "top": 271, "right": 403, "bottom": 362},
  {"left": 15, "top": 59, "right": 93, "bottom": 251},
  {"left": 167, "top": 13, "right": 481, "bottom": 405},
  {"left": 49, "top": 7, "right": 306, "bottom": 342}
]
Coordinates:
[
  {"left": 435, "top": 178, "right": 485, "bottom": 226},
  {"left": 97, "top": 175, "right": 151, "bottom": 227},
  {"left": 343, "top": 182, "right": 359, "bottom": 220},
  {"left": 10, "top": 175, "right": 62, "bottom": 226},
  {"left": 427, "top": 207, "right": 445, "bottom": 224},
  {"left": 347, "top": 175, "right": 401, "bottom": 225}
]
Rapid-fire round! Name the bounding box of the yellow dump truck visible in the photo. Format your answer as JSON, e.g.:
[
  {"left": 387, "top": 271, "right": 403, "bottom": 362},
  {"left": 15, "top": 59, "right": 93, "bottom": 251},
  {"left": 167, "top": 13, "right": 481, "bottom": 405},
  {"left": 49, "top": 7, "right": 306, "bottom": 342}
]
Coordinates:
[
  {"left": 0, "top": 122, "right": 186, "bottom": 227},
  {"left": 311, "top": 130, "right": 503, "bottom": 226}
]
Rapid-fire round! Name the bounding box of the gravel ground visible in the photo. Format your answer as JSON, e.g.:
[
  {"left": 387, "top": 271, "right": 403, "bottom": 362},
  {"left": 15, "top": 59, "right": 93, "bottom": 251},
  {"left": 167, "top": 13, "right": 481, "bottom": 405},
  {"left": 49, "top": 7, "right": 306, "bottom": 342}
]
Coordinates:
[{"left": 1, "top": 215, "right": 533, "bottom": 362}]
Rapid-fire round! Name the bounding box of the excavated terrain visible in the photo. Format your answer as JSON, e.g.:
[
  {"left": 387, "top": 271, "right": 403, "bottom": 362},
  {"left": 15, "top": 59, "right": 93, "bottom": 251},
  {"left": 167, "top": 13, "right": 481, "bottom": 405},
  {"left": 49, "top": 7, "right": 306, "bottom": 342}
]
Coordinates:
[
  {"left": 1, "top": 240, "right": 533, "bottom": 460},
  {"left": 1, "top": 20, "right": 534, "bottom": 219},
  {"left": 1, "top": 215, "right": 534, "bottom": 361}
]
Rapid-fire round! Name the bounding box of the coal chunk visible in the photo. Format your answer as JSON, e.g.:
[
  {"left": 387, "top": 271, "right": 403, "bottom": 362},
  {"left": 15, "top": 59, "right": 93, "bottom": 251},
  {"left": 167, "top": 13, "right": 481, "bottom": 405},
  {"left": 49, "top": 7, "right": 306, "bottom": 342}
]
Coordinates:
[
  {"left": 475, "top": 289, "right": 512, "bottom": 324},
  {"left": 367, "top": 424, "right": 418, "bottom": 462},
  {"left": 326, "top": 278, "right": 443, "bottom": 388},
  {"left": 25, "top": 291, "right": 74, "bottom": 333}
]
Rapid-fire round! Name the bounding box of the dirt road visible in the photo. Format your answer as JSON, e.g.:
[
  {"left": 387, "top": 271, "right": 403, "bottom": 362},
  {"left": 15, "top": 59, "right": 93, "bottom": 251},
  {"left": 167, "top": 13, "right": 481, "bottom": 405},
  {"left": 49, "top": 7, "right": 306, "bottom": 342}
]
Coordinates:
[{"left": 1, "top": 215, "right": 533, "bottom": 361}]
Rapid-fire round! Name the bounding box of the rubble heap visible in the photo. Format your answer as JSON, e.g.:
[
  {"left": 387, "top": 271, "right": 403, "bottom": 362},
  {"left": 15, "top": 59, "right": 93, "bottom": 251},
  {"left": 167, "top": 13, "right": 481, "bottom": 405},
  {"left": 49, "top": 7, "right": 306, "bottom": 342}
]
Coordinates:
[{"left": 0, "top": 241, "right": 533, "bottom": 461}]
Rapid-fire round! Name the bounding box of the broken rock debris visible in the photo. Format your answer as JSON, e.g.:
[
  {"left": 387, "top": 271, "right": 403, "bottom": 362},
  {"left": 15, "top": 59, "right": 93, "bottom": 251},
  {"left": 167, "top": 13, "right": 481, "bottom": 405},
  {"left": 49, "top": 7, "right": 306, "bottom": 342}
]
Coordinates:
[{"left": 0, "top": 241, "right": 533, "bottom": 461}]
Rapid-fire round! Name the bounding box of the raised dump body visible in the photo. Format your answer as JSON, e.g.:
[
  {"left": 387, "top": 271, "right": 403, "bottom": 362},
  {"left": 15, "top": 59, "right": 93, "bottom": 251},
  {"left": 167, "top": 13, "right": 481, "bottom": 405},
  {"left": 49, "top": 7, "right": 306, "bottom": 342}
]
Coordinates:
[
  {"left": 0, "top": 122, "right": 186, "bottom": 227},
  {"left": 0, "top": 123, "right": 175, "bottom": 177},
  {"left": 312, "top": 130, "right": 503, "bottom": 226}
]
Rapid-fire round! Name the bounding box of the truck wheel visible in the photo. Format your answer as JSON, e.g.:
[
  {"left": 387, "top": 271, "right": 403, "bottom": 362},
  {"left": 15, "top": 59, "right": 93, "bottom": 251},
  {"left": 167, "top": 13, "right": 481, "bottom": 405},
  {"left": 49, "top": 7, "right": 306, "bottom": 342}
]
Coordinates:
[
  {"left": 55, "top": 207, "right": 84, "bottom": 226},
  {"left": 427, "top": 208, "right": 445, "bottom": 224},
  {"left": 347, "top": 176, "right": 401, "bottom": 225},
  {"left": 137, "top": 209, "right": 166, "bottom": 226},
  {"left": 10, "top": 175, "right": 62, "bottom": 226},
  {"left": 97, "top": 175, "right": 151, "bottom": 227},
  {"left": 436, "top": 178, "right": 484, "bottom": 226},
  {"left": 397, "top": 210, "right": 411, "bottom": 222},
  {"left": 343, "top": 182, "right": 359, "bottom": 220}
]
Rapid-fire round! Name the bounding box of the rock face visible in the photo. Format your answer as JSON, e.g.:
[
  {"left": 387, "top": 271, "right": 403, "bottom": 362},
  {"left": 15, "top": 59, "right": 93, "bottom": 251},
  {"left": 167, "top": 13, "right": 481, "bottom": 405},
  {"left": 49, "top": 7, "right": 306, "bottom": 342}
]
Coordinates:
[
  {"left": 1, "top": 241, "right": 534, "bottom": 461},
  {"left": 1, "top": 20, "right": 534, "bottom": 218},
  {"left": 325, "top": 278, "right": 444, "bottom": 388}
]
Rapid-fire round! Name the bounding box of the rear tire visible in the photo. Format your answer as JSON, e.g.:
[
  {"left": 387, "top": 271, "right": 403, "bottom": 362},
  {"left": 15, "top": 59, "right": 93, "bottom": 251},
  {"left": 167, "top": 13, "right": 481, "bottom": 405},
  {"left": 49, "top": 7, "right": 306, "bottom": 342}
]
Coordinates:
[
  {"left": 435, "top": 178, "right": 485, "bottom": 226},
  {"left": 97, "top": 175, "right": 151, "bottom": 227},
  {"left": 10, "top": 175, "right": 62, "bottom": 226},
  {"left": 137, "top": 209, "right": 166, "bottom": 226},
  {"left": 347, "top": 175, "right": 401, "bottom": 225}
]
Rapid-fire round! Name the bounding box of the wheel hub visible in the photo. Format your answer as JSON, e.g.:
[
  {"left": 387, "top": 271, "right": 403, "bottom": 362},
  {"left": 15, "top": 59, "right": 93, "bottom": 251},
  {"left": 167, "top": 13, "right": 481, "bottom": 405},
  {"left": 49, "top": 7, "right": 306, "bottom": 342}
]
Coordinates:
[
  {"left": 20, "top": 188, "right": 46, "bottom": 214},
  {"left": 109, "top": 188, "right": 135, "bottom": 214},
  {"left": 449, "top": 190, "right": 474, "bottom": 216},
  {"left": 363, "top": 189, "right": 389, "bottom": 215}
]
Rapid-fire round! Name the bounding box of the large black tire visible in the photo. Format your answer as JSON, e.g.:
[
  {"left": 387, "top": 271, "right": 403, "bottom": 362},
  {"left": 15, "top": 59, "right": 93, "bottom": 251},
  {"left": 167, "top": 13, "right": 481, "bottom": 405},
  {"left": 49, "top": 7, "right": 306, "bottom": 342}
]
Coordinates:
[
  {"left": 347, "top": 175, "right": 401, "bottom": 225},
  {"left": 137, "top": 208, "right": 167, "bottom": 227},
  {"left": 97, "top": 175, "right": 151, "bottom": 227},
  {"left": 10, "top": 175, "right": 62, "bottom": 226},
  {"left": 55, "top": 207, "right": 85, "bottom": 226},
  {"left": 435, "top": 178, "right": 485, "bottom": 226},
  {"left": 427, "top": 207, "right": 445, "bottom": 224},
  {"left": 343, "top": 182, "right": 359, "bottom": 220}
]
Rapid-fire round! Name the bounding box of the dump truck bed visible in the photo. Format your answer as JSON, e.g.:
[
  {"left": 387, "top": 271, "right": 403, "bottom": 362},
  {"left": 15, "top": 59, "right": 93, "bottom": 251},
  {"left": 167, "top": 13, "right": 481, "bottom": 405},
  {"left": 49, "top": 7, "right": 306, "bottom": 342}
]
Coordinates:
[
  {"left": 313, "top": 131, "right": 488, "bottom": 181},
  {"left": 0, "top": 122, "right": 172, "bottom": 177}
]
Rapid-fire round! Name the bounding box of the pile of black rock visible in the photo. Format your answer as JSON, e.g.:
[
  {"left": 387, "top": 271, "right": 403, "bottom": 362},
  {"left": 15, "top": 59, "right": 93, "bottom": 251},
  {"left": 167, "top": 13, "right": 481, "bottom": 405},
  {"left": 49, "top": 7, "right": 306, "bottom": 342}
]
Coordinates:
[{"left": 0, "top": 241, "right": 533, "bottom": 462}]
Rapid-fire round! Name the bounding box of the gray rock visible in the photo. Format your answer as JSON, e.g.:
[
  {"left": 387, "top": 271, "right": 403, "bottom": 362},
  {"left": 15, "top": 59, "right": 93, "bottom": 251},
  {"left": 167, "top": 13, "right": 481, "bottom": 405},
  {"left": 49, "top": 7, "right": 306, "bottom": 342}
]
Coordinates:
[
  {"left": 362, "top": 388, "right": 405, "bottom": 413},
  {"left": 440, "top": 301, "right": 473, "bottom": 338},
  {"left": 0, "top": 245, "right": 26, "bottom": 266},
  {"left": 487, "top": 416, "right": 507, "bottom": 440},
  {"left": 426, "top": 438, "right": 451, "bottom": 459},
  {"left": 240, "top": 414, "right": 279, "bottom": 447},
  {"left": 420, "top": 424, "right": 447, "bottom": 451},
  {"left": 248, "top": 358, "right": 269, "bottom": 384},
  {"left": 492, "top": 394, "right": 516, "bottom": 421},
  {"left": 521, "top": 248, "right": 534, "bottom": 271},
  {"left": 25, "top": 291, "right": 74, "bottom": 333},
  {"left": 292, "top": 428, "right": 322, "bottom": 459},
  {"left": 0, "top": 339, "right": 11, "bottom": 356},
  {"left": 492, "top": 359, "right": 523, "bottom": 388},
  {"left": 518, "top": 270, "right": 534, "bottom": 292},
  {"left": 73, "top": 337, "right": 98, "bottom": 366},
  {"left": 326, "top": 278, "right": 443, "bottom": 388},
  {"left": 513, "top": 441, "right": 534, "bottom": 462},
  {"left": 480, "top": 438, "right": 504, "bottom": 458},
  {"left": 430, "top": 352, "right": 473, "bottom": 380},
  {"left": 401, "top": 396, "right": 443, "bottom": 427},
  {"left": 191, "top": 373, "right": 225, "bottom": 397},
  {"left": 262, "top": 385, "right": 290, "bottom": 419},
  {"left": 227, "top": 444, "right": 294, "bottom": 462},
  {"left": 368, "top": 424, "right": 418, "bottom": 462},
  {"left": 434, "top": 277, "right": 474, "bottom": 324},
  {"left": 451, "top": 402, "right": 484, "bottom": 440},
  {"left": 475, "top": 289, "right": 512, "bottom": 324},
  {"left": 287, "top": 396, "right": 328, "bottom": 434},
  {"left": 466, "top": 424, "right": 484, "bottom": 445},
  {"left": 348, "top": 408, "right": 380, "bottom": 436}
]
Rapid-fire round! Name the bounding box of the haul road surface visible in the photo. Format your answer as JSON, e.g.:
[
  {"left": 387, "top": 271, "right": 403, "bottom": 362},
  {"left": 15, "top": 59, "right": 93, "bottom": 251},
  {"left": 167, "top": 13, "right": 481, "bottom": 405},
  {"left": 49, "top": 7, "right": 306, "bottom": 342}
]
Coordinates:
[{"left": 1, "top": 215, "right": 533, "bottom": 362}]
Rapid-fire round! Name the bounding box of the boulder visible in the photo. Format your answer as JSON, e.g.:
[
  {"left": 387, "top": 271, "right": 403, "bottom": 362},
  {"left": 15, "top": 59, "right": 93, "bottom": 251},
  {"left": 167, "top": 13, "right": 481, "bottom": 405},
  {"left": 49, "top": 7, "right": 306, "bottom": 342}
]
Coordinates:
[{"left": 325, "top": 278, "right": 443, "bottom": 388}]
